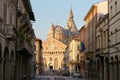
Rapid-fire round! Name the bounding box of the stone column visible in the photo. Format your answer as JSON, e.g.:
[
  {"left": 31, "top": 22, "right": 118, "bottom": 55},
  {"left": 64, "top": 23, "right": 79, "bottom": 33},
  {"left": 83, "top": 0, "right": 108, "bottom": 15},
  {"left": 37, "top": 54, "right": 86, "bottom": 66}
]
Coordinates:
[{"left": 110, "top": 63, "right": 113, "bottom": 80}]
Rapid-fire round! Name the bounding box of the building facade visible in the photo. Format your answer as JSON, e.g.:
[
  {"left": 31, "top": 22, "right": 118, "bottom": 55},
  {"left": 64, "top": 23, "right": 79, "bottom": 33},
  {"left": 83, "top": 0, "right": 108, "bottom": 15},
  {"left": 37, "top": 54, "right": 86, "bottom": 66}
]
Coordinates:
[
  {"left": 95, "top": 14, "right": 108, "bottom": 80},
  {"left": 42, "top": 8, "right": 80, "bottom": 75},
  {"left": 68, "top": 35, "right": 81, "bottom": 74},
  {"left": 0, "top": 0, "right": 36, "bottom": 80},
  {"left": 108, "top": 0, "right": 120, "bottom": 80},
  {"left": 34, "top": 38, "right": 43, "bottom": 75},
  {"left": 0, "top": 0, "right": 16, "bottom": 80},
  {"left": 79, "top": 25, "right": 86, "bottom": 77},
  {"left": 84, "top": 1, "right": 108, "bottom": 80}
]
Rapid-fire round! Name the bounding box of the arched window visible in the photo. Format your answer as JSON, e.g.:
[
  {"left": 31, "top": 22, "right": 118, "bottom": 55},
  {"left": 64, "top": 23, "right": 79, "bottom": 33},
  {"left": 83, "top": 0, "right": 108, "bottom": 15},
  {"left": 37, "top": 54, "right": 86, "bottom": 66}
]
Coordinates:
[
  {"left": 110, "top": 57, "right": 114, "bottom": 80},
  {"left": 54, "top": 58, "right": 58, "bottom": 69},
  {"left": 105, "top": 57, "right": 109, "bottom": 80}
]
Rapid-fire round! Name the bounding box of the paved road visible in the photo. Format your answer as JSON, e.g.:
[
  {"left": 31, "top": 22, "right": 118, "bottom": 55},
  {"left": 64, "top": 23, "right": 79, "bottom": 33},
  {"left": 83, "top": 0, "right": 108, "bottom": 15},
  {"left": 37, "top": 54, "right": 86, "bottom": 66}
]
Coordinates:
[{"left": 33, "top": 76, "right": 86, "bottom": 80}]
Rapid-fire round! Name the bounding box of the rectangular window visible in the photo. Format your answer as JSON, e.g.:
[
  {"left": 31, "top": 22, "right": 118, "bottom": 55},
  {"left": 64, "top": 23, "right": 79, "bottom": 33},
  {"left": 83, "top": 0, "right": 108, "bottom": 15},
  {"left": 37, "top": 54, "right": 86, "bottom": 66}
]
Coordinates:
[
  {"left": 115, "top": 1, "right": 117, "bottom": 13},
  {"left": 104, "top": 32, "right": 106, "bottom": 47}
]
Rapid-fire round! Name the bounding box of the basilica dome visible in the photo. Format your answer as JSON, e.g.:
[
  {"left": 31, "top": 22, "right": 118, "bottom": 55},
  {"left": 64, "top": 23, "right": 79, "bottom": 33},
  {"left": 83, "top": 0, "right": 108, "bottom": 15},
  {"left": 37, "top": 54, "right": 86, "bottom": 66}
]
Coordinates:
[{"left": 55, "top": 25, "right": 66, "bottom": 35}]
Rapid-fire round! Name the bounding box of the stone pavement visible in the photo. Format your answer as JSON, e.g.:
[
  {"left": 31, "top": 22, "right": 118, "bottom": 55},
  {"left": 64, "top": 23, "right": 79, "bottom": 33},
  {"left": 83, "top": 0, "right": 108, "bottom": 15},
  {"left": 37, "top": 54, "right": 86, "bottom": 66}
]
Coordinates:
[{"left": 32, "top": 76, "right": 87, "bottom": 80}]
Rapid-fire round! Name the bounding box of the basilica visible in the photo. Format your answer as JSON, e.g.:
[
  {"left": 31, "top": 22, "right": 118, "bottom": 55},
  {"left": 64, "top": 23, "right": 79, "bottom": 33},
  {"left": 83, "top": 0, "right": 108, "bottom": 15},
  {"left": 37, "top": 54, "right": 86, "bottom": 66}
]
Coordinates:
[{"left": 42, "top": 8, "right": 80, "bottom": 72}]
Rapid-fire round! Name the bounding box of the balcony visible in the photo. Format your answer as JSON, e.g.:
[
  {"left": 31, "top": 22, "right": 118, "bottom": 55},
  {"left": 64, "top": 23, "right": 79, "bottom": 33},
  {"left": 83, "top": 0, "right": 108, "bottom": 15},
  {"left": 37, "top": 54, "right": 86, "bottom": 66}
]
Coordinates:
[
  {"left": 95, "top": 48, "right": 103, "bottom": 55},
  {"left": 20, "top": 13, "right": 29, "bottom": 24},
  {"left": 17, "top": 40, "right": 33, "bottom": 57},
  {"left": 5, "top": 24, "right": 15, "bottom": 39}
]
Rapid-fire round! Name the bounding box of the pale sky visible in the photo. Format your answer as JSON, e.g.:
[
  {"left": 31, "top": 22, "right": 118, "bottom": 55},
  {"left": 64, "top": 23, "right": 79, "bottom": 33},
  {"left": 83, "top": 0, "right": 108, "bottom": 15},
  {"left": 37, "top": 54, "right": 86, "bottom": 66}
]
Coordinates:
[{"left": 30, "top": 0, "right": 101, "bottom": 41}]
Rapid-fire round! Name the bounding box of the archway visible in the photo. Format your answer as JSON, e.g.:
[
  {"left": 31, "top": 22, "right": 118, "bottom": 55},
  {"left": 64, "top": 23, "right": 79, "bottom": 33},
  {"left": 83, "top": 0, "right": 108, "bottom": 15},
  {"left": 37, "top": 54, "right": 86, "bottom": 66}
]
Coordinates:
[
  {"left": 10, "top": 50, "right": 15, "bottom": 80},
  {"left": 110, "top": 57, "right": 114, "bottom": 80},
  {"left": 4, "top": 47, "right": 9, "bottom": 80},
  {"left": 54, "top": 58, "right": 58, "bottom": 69},
  {"left": 105, "top": 57, "right": 109, "bottom": 80},
  {"left": 96, "top": 59, "right": 100, "bottom": 80},
  {"left": 115, "top": 55, "right": 119, "bottom": 80},
  {"left": 49, "top": 63, "right": 53, "bottom": 70}
]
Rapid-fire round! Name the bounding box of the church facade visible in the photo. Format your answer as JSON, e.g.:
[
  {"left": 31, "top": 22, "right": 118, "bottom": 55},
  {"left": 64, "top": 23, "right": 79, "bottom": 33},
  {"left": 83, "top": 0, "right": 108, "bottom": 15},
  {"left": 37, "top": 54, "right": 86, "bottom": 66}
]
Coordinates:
[{"left": 42, "top": 8, "right": 80, "bottom": 72}]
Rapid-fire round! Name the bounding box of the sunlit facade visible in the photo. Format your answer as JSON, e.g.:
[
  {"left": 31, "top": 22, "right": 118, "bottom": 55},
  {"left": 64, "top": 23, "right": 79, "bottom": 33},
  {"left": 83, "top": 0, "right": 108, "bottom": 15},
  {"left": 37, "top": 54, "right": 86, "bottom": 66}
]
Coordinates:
[
  {"left": 34, "top": 38, "right": 43, "bottom": 75},
  {"left": 42, "top": 7, "right": 80, "bottom": 73},
  {"left": 84, "top": 1, "right": 108, "bottom": 80}
]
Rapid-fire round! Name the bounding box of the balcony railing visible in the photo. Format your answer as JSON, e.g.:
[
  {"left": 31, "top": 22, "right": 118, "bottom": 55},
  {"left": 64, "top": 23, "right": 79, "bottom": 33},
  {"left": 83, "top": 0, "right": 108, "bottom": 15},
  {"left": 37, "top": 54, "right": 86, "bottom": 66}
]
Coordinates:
[
  {"left": 17, "top": 40, "right": 33, "bottom": 56},
  {"left": 5, "top": 24, "right": 15, "bottom": 39}
]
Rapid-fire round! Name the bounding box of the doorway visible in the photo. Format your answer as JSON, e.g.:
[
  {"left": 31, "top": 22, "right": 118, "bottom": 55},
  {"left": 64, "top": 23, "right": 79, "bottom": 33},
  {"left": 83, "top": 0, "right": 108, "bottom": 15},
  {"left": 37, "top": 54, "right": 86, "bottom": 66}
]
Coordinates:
[{"left": 49, "top": 66, "right": 53, "bottom": 70}]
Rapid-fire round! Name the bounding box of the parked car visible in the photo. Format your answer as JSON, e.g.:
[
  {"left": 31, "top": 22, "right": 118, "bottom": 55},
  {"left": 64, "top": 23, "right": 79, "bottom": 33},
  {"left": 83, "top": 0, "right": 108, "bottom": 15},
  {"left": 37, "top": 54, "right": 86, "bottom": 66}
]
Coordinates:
[{"left": 72, "top": 72, "right": 81, "bottom": 78}]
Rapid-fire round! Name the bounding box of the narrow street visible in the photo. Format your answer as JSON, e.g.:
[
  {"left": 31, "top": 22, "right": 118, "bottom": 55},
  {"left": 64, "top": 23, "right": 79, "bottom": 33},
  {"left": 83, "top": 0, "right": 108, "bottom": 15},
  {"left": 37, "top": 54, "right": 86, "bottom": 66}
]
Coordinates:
[
  {"left": 0, "top": 0, "right": 120, "bottom": 80},
  {"left": 33, "top": 71, "right": 86, "bottom": 80},
  {"left": 34, "top": 76, "right": 86, "bottom": 80}
]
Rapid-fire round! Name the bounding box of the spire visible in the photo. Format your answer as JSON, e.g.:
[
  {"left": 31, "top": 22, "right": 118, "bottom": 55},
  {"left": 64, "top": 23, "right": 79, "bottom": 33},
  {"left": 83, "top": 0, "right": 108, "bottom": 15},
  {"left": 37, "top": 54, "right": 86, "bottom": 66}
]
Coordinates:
[
  {"left": 47, "top": 23, "right": 55, "bottom": 38},
  {"left": 51, "top": 23, "right": 54, "bottom": 30},
  {"left": 68, "top": 5, "right": 73, "bottom": 18},
  {"left": 65, "top": 6, "right": 79, "bottom": 34}
]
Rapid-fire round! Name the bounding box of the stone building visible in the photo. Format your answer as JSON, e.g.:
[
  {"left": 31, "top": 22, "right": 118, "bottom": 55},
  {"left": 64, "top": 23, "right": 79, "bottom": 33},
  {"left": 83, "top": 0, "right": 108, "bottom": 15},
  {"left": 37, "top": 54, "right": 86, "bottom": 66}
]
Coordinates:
[
  {"left": 42, "top": 7, "right": 80, "bottom": 74},
  {"left": 67, "top": 35, "right": 81, "bottom": 74},
  {"left": 108, "top": 0, "right": 120, "bottom": 80},
  {"left": 34, "top": 38, "right": 43, "bottom": 75},
  {"left": 0, "top": 0, "right": 16, "bottom": 79},
  {"left": 95, "top": 14, "right": 108, "bottom": 80},
  {"left": 0, "top": 0, "right": 35, "bottom": 80},
  {"left": 79, "top": 25, "right": 86, "bottom": 77},
  {"left": 84, "top": 1, "right": 108, "bottom": 80}
]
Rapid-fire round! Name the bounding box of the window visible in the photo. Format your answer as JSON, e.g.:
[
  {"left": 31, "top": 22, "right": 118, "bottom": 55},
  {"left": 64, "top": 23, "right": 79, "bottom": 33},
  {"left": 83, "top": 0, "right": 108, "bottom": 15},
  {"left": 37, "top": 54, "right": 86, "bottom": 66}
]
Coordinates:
[
  {"left": 54, "top": 58, "right": 58, "bottom": 69},
  {"left": 104, "top": 32, "right": 106, "bottom": 47},
  {"left": 110, "top": 6, "right": 113, "bottom": 17}
]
